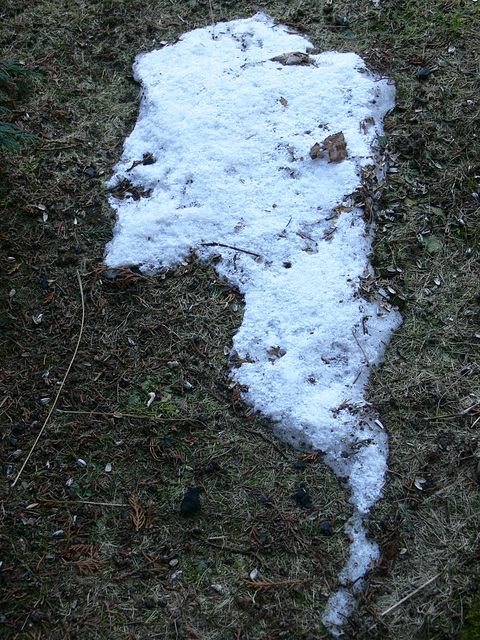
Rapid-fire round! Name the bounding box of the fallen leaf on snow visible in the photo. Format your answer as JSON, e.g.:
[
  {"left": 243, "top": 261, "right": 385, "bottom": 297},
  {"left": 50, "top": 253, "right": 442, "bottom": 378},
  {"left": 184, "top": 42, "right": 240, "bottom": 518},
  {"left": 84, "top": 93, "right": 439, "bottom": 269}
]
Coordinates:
[
  {"left": 310, "top": 131, "right": 348, "bottom": 163},
  {"left": 267, "top": 346, "right": 286, "bottom": 360},
  {"left": 270, "top": 52, "right": 312, "bottom": 66}
]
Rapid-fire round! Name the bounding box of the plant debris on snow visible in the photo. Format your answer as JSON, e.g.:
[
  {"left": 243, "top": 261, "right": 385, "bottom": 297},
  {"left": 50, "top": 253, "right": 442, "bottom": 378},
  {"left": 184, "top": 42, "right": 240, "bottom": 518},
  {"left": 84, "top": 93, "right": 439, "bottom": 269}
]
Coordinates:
[{"left": 1, "top": 1, "right": 480, "bottom": 639}]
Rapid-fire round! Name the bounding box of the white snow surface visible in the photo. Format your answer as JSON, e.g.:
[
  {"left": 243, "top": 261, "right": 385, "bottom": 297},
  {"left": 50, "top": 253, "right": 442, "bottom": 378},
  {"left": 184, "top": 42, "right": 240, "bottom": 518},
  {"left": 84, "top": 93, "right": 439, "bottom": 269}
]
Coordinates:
[{"left": 105, "top": 13, "right": 401, "bottom": 633}]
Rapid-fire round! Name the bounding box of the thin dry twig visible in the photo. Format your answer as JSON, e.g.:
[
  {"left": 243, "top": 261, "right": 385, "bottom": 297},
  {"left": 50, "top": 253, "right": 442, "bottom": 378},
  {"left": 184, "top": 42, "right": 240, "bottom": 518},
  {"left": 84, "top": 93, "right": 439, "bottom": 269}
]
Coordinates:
[
  {"left": 208, "top": 0, "right": 215, "bottom": 27},
  {"left": 380, "top": 573, "right": 441, "bottom": 617},
  {"left": 78, "top": 500, "right": 128, "bottom": 507},
  {"left": 194, "top": 535, "right": 264, "bottom": 566},
  {"left": 57, "top": 409, "right": 206, "bottom": 424},
  {"left": 245, "top": 428, "right": 289, "bottom": 460},
  {"left": 352, "top": 329, "right": 383, "bottom": 386},
  {"left": 200, "top": 241, "right": 261, "bottom": 258},
  {"left": 423, "top": 403, "right": 480, "bottom": 421},
  {"left": 12, "top": 270, "right": 85, "bottom": 488},
  {"left": 243, "top": 576, "right": 313, "bottom": 594}
]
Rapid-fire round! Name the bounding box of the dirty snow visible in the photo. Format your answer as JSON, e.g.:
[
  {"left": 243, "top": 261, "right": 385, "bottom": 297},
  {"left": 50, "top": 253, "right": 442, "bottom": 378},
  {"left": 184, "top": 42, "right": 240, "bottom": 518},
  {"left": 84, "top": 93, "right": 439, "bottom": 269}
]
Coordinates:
[{"left": 105, "top": 13, "right": 401, "bottom": 633}]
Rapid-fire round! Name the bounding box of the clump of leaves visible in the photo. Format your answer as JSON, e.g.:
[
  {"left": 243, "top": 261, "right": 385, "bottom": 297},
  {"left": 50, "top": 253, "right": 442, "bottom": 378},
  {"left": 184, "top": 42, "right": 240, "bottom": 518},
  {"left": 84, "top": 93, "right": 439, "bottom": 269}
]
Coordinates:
[{"left": 0, "top": 59, "right": 37, "bottom": 151}]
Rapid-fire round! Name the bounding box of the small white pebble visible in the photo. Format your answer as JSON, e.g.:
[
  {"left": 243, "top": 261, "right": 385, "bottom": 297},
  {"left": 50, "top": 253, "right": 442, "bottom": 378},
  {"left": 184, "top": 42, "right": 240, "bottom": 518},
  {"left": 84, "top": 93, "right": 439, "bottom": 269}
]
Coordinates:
[
  {"left": 146, "top": 392, "right": 156, "bottom": 408},
  {"left": 211, "top": 584, "right": 224, "bottom": 593}
]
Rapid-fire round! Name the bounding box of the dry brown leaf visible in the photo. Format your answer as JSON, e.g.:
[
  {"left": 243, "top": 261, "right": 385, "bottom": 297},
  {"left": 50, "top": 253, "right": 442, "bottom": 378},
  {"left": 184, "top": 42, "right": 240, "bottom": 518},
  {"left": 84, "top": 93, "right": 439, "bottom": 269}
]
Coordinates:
[
  {"left": 270, "top": 52, "right": 312, "bottom": 66},
  {"left": 310, "top": 131, "right": 348, "bottom": 163},
  {"left": 267, "top": 346, "right": 286, "bottom": 361},
  {"left": 309, "top": 142, "right": 322, "bottom": 159}
]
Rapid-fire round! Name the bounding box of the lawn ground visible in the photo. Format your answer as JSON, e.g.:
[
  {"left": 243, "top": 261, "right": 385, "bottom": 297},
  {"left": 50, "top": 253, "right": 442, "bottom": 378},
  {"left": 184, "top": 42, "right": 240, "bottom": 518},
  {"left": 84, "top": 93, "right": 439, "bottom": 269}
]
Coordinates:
[{"left": 1, "top": 1, "right": 480, "bottom": 638}]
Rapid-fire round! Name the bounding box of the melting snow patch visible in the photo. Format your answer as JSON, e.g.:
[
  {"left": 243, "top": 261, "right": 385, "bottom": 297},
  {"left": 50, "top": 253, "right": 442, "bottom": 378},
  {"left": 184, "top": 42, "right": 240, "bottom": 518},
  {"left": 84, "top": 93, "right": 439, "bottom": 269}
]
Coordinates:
[
  {"left": 322, "top": 589, "right": 357, "bottom": 637},
  {"left": 105, "top": 12, "right": 402, "bottom": 633}
]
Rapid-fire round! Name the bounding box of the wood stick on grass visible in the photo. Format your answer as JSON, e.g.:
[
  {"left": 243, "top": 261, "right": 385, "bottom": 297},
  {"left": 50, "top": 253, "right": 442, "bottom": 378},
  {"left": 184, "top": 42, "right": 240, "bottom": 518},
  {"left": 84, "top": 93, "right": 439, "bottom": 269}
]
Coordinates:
[
  {"left": 58, "top": 409, "right": 209, "bottom": 425},
  {"left": 12, "top": 270, "right": 85, "bottom": 488},
  {"left": 380, "top": 573, "right": 441, "bottom": 617},
  {"left": 423, "top": 403, "right": 480, "bottom": 421}
]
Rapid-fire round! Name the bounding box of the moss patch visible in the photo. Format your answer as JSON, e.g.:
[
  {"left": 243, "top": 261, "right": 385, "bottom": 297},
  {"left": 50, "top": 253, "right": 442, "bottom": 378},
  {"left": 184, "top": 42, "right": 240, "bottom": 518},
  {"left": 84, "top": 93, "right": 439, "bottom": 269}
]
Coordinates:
[{"left": 460, "top": 593, "right": 480, "bottom": 640}]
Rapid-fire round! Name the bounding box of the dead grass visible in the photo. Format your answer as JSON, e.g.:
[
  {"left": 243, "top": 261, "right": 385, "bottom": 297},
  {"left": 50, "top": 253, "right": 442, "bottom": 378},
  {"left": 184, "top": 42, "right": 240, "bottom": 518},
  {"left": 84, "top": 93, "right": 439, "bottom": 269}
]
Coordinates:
[{"left": 1, "top": 0, "right": 480, "bottom": 638}]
